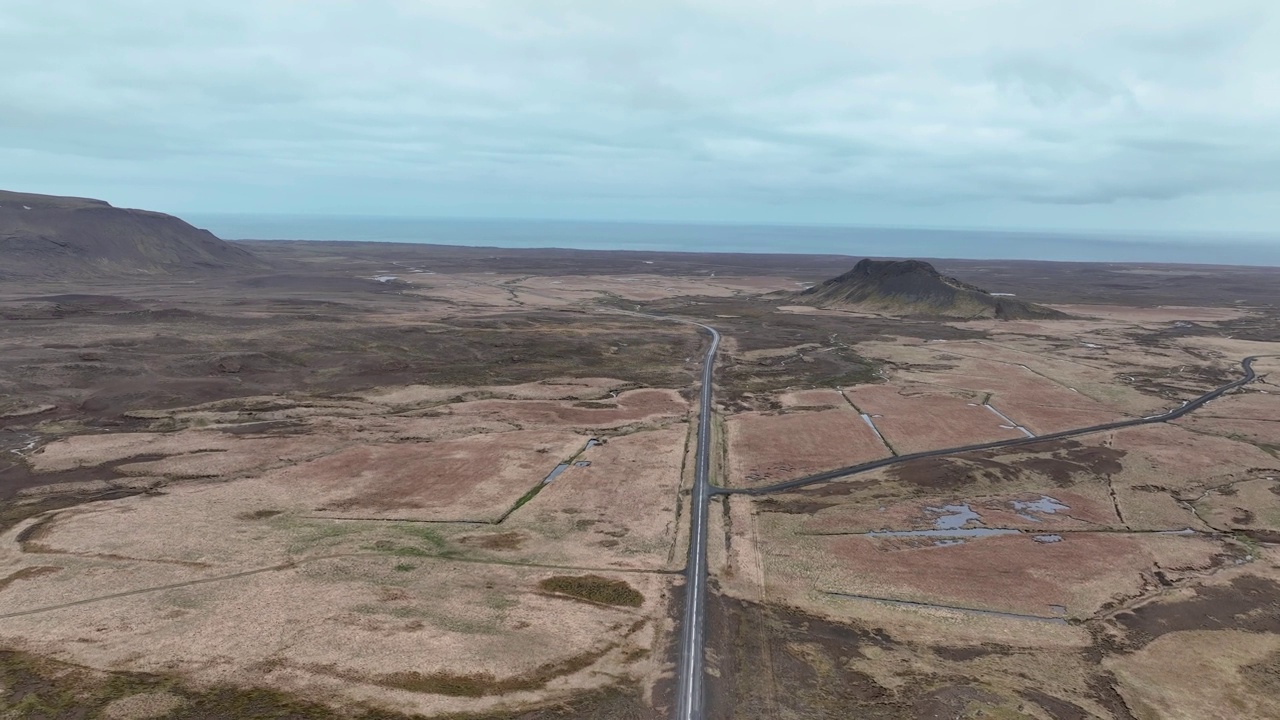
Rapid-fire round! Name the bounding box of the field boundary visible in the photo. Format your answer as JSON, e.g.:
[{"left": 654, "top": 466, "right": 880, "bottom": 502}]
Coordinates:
[{"left": 723, "top": 355, "right": 1263, "bottom": 496}]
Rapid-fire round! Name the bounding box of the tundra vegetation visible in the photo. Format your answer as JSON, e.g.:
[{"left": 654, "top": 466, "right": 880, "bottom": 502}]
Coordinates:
[{"left": 3, "top": 235, "right": 1280, "bottom": 718}]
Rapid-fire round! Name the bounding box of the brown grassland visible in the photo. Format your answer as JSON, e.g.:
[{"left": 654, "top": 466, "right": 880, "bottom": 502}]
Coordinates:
[
  {"left": 2, "top": 244, "right": 1280, "bottom": 718},
  {"left": 724, "top": 405, "right": 888, "bottom": 488}
]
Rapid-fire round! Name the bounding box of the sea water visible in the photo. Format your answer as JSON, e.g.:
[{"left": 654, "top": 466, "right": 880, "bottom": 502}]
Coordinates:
[{"left": 185, "top": 215, "right": 1280, "bottom": 266}]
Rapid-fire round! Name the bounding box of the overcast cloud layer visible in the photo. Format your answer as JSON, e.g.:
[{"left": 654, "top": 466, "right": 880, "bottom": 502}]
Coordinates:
[{"left": 2, "top": 1, "right": 1279, "bottom": 234}]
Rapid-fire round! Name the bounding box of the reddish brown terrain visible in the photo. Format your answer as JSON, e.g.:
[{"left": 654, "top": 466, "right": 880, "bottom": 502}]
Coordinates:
[{"left": 2, "top": 213, "right": 1280, "bottom": 719}]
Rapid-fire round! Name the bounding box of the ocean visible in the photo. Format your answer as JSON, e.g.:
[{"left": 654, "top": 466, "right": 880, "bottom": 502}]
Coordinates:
[{"left": 186, "top": 215, "right": 1280, "bottom": 266}]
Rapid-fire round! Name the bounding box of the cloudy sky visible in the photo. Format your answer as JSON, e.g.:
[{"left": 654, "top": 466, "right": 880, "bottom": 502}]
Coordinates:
[{"left": 2, "top": 1, "right": 1278, "bottom": 235}]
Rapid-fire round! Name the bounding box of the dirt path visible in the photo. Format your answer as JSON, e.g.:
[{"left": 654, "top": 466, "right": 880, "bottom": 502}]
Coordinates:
[{"left": 0, "top": 549, "right": 677, "bottom": 621}]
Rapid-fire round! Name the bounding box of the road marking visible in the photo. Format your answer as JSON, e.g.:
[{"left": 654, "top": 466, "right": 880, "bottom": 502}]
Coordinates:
[{"left": 674, "top": 324, "right": 717, "bottom": 720}]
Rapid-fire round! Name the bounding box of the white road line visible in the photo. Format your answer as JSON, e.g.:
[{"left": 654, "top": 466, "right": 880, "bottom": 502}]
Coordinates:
[{"left": 674, "top": 324, "right": 717, "bottom": 720}]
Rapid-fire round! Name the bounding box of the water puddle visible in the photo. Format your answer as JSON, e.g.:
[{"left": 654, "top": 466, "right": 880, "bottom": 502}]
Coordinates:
[
  {"left": 541, "top": 464, "right": 570, "bottom": 485},
  {"left": 984, "top": 404, "right": 1035, "bottom": 438},
  {"left": 1012, "top": 495, "right": 1070, "bottom": 522},
  {"left": 542, "top": 438, "right": 601, "bottom": 481},
  {"left": 983, "top": 404, "right": 1016, "bottom": 423},
  {"left": 867, "top": 527, "right": 1020, "bottom": 540},
  {"left": 928, "top": 503, "right": 980, "bottom": 530},
  {"left": 373, "top": 275, "right": 398, "bottom": 283},
  {"left": 4, "top": 432, "right": 42, "bottom": 458},
  {"left": 856, "top": 499, "right": 1080, "bottom": 546},
  {"left": 862, "top": 503, "right": 1018, "bottom": 541},
  {"left": 859, "top": 413, "right": 886, "bottom": 443}
]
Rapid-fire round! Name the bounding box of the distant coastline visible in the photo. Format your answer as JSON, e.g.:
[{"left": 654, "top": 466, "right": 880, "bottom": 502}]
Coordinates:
[{"left": 187, "top": 214, "right": 1280, "bottom": 266}]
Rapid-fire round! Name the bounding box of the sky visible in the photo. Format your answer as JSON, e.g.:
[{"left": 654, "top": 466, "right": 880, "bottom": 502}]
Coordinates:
[{"left": 2, "top": 1, "right": 1279, "bottom": 237}]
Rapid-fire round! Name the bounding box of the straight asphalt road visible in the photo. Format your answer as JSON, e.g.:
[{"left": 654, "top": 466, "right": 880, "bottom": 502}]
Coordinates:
[{"left": 673, "top": 322, "right": 719, "bottom": 720}]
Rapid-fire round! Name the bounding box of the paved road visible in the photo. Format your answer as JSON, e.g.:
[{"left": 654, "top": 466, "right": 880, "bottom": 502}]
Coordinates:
[
  {"left": 667, "top": 314, "right": 1260, "bottom": 720},
  {"left": 673, "top": 322, "right": 719, "bottom": 720},
  {"left": 718, "top": 356, "right": 1262, "bottom": 497}
]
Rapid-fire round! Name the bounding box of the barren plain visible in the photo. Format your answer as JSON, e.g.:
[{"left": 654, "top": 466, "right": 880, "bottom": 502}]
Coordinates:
[{"left": 2, "top": 242, "right": 1280, "bottom": 719}]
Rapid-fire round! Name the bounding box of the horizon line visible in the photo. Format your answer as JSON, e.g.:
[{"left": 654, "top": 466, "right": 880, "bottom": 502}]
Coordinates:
[{"left": 179, "top": 211, "right": 1280, "bottom": 244}]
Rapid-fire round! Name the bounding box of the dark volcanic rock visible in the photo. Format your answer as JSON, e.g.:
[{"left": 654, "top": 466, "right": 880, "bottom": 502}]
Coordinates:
[
  {"left": 800, "top": 258, "right": 1066, "bottom": 319},
  {"left": 0, "top": 189, "right": 266, "bottom": 278}
]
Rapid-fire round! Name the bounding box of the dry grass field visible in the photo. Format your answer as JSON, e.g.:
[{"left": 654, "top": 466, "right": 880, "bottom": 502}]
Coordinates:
[
  {"left": 0, "top": 251, "right": 731, "bottom": 718},
  {"left": 724, "top": 405, "right": 888, "bottom": 487},
  {"left": 449, "top": 388, "right": 688, "bottom": 432},
  {"left": 501, "top": 427, "right": 691, "bottom": 570},
  {"left": 4, "top": 245, "right": 1280, "bottom": 719},
  {"left": 841, "top": 383, "right": 1028, "bottom": 454},
  {"left": 697, "top": 273, "right": 1280, "bottom": 718},
  {"left": 270, "top": 431, "right": 590, "bottom": 522}
]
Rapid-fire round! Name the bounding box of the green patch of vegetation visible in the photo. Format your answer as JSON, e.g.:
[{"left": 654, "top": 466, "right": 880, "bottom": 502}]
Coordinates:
[
  {"left": 538, "top": 575, "right": 644, "bottom": 607},
  {"left": 494, "top": 482, "right": 548, "bottom": 523},
  {"left": 511, "top": 484, "right": 544, "bottom": 511},
  {"left": 393, "top": 524, "right": 449, "bottom": 550},
  {"left": 285, "top": 520, "right": 365, "bottom": 551},
  {"left": 362, "top": 524, "right": 460, "bottom": 561},
  {"left": 387, "top": 606, "right": 430, "bottom": 620},
  {"left": 1234, "top": 532, "right": 1264, "bottom": 558},
  {"left": 393, "top": 563, "right": 416, "bottom": 572}
]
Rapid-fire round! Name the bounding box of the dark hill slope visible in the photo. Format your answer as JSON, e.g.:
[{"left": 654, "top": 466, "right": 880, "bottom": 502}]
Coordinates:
[
  {"left": 800, "top": 259, "right": 1066, "bottom": 320},
  {"left": 0, "top": 190, "right": 266, "bottom": 278}
]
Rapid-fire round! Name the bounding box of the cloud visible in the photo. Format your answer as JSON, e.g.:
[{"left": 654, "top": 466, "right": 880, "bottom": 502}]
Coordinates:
[{"left": 0, "top": 0, "right": 1277, "bottom": 233}]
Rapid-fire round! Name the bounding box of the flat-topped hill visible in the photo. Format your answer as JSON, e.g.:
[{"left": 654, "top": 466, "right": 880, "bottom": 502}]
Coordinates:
[{"left": 800, "top": 258, "right": 1066, "bottom": 319}]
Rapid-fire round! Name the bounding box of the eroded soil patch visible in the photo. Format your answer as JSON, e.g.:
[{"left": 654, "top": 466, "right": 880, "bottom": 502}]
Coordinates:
[{"left": 1110, "top": 575, "right": 1280, "bottom": 649}]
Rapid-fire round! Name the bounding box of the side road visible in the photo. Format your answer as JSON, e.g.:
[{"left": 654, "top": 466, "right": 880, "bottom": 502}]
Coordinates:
[{"left": 720, "top": 355, "right": 1263, "bottom": 496}]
